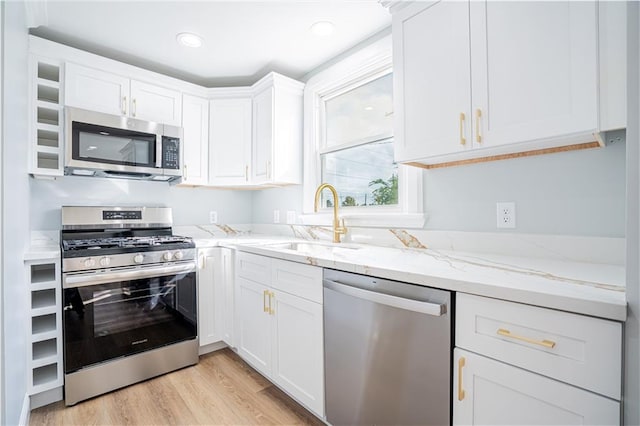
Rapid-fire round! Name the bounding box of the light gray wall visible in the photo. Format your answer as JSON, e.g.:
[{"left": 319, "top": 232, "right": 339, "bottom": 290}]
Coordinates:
[
  {"left": 2, "top": 1, "right": 30, "bottom": 423},
  {"left": 30, "top": 177, "right": 254, "bottom": 230},
  {"left": 251, "top": 140, "right": 626, "bottom": 237},
  {"left": 423, "top": 138, "right": 626, "bottom": 237},
  {"left": 251, "top": 185, "right": 303, "bottom": 225},
  {"left": 625, "top": 2, "right": 639, "bottom": 424}
]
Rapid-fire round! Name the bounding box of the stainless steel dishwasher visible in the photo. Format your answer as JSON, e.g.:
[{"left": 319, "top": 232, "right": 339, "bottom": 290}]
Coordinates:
[{"left": 323, "top": 269, "right": 451, "bottom": 426}]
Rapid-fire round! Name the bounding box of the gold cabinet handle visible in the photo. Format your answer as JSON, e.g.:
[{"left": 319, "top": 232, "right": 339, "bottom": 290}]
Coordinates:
[
  {"left": 459, "top": 112, "right": 466, "bottom": 145},
  {"left": 266, "top": 160, "right": 271, "bottom": 180},
  {"left": 200, "top": 254, "right": 205, "bottom": 269},
  {"left": 183, "top": 164, "right": 188, "bottom": 181},
  {"left": 122, "top": 96, "right": 127, "bottom": 115},
  {"left": 269, "top": 291, "right": 275, "bottom": 315},
  {"left": 458, "top": 356, "right": 466, "bottom": 401},
  {"left": 245, "top": 165, "right": 249, "bottom": 182},
  {"left": 132, "top": 98, "right": 137, "bottom": 117},
  {"left": 263, "top": 290, "right": 269, "bottom": 313},
  {"left": 497, "top": 328, "right": 556, "bottom": 348},
  {"left": 475, "top": 109, "right": 482, "bottom": 143}
]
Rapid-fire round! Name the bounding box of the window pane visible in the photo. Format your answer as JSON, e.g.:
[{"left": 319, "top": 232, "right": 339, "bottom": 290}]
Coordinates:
[
  {"left": 325, "top": 73, "right": 393, "bottom": 148},
  {"left": 321, "top": 139, "right": 398, "bottom": 208}
]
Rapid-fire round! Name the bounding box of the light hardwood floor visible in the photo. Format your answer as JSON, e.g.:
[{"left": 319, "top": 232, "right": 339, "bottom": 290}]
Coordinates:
[{"left": 29, "top": 348, "right": 324, "bottom": 425}]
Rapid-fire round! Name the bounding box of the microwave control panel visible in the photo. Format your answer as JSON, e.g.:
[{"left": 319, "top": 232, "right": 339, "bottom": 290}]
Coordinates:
[{"left": 162, "top": 137, "right": 180, "bottom": 170}]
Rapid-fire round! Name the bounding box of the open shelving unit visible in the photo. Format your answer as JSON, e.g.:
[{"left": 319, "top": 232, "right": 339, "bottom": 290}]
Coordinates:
[
  {"left": 29, "top": 56, "right": 64, "bottom": 178},
  {"left": 25, "top": 257, "right": 63, "bottom": 408}
]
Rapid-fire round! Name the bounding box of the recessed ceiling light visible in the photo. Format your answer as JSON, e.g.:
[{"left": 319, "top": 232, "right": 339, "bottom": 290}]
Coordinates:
[
  {"left": 364, "top": 106, "right": 374, "bottom": 111},
  {"left": 310, "top": 21, "right": 335, "bottom": 37},
  {"left": 176, "top": 32, "right": 203, "bottom": 48}
]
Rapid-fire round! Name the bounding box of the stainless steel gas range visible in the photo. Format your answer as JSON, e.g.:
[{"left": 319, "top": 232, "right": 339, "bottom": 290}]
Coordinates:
[{"left": 60, "top": 206, "right": 198, "bottom": 406}]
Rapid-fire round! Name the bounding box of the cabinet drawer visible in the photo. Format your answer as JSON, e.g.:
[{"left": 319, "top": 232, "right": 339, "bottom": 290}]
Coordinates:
[
  {"left": 456, "top": 293, "right": 622, "bottom": 400},
  {"left": 236, "top": 251, "right": 271, "bottom": 284},
  {"left": 271, "top": 259, "right": 322, "bottom": 303}
]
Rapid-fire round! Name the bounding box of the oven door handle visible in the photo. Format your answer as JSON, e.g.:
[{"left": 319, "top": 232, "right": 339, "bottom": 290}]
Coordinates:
[{"left": 63, "top": 262, "right": 196, "bottom": 289}]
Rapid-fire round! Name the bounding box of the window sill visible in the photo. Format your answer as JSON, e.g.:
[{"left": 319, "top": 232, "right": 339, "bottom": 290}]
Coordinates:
[{"left": 299, "top": 212, "right": 426, "bottom": 229}]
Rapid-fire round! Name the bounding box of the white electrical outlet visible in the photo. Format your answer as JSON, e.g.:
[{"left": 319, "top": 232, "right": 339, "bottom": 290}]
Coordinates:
[
  {"left": 209, "top": 211, "right": 218, "bottom": 224},
  {"left": 273, "top": 210, "right": 280, "bottom": 224},
  {"left": 286, "top": 211, "right": 296, "bottom": 225},
  {"left": 496, "top": 202, "right": 516, "bottom": 229}
]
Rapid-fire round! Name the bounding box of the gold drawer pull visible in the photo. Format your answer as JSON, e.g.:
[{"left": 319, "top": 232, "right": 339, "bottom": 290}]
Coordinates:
[
  {"left": 457, "top": 356, "right": 466, "bottom": 401},
  {"left": 263, "top": 290, "right": 269, "bottom": 313},
  {"left": 497, "top": 328, "right": 556, "bottom": 348},
  {"left": 459, "top": 112, "right": 466, "bottom": 145}
]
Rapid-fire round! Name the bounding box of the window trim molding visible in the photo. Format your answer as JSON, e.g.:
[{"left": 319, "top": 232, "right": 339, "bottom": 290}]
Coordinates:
[{"left": 302, "top": 34, "right": 424, "bottom": 228}]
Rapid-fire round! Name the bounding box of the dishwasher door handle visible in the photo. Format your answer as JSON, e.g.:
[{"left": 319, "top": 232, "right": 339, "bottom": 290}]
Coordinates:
[{"left": 323, "top": 279, "right": 446, "bottom": 316}]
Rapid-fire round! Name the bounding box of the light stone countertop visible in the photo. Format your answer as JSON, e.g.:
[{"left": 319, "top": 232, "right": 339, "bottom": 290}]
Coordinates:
[
  {"left": 25, "top": 228, "right": 626, "bottom": 321},
  {"left": 205, "top": 236, "right": 626, "bottom": 322}
]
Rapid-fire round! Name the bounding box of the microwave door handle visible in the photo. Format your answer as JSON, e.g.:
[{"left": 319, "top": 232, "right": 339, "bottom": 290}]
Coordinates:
[{"left": 156, "top": 135, "right": 163, "bottom": 168}]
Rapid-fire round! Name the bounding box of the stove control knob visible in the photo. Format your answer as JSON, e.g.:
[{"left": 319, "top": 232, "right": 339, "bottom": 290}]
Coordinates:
[
  {"left": 83, "top": 258, "right": 96, "bottom": 268},
  {"left": 99, "top": 257, "right": 111, "bottom": 267},
  {"left": 173, "top": 251, "right": 184, "bottom": 260},
  {"left": 133, "top": 254, "right": 144, "bottom": 264},
  {"left": 162, "top": 251, "right": 173, "bottom": 261}
]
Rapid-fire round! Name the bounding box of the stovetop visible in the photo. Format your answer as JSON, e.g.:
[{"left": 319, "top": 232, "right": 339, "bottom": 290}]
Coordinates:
[{"left": 61, "top": 234, "right": 195, "bottom": 258}]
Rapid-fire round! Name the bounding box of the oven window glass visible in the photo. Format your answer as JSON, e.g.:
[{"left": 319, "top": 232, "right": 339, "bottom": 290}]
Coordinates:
[
  {"left": 72, "top": 122, "right": 157, "bottom": 168},
  {"left": 63, "top": 270, "right": 196, "bottom": 373}
]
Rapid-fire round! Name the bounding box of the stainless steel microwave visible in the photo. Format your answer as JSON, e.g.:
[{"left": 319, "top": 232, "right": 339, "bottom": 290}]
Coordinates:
[{"left": 64, "top": 107, "right": 183, "bottom": 182}]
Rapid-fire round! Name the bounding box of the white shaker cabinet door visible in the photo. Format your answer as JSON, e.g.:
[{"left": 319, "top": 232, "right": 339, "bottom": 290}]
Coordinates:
[
  {"left": 209, "top": 98, "right": 252, "bottom": 185},
  {"left": 271, "top": 290, "right": 324, "bottom": 417},
  {"left": 65, "top": 62, "right": 129, "bottom": 116},
  {"left": 235, "top": 277, "right": 271, "bottom": 377},
  {"left": 252, "top": 86, "right": 274, "bottom": 184},
  {"left": 453, "top": 349, "right": 620, "bottom": 426},
  {"left": 393, "top": 0, "right": 472, "bottom": 162},
  {"left": 469, "top": 1, "right": 597, "bottom": 148},
  {"left": 181, "top": 94, "right": 209, "bottom": 185},
  {"left": 197, "top": 248, "right": 220, "bottom": 347},
  {"left": 220, "top": 248, "right": 235, "bottom": 348},
  {"left": 129, "top": 80, "right": 182, "bottom": 126}
]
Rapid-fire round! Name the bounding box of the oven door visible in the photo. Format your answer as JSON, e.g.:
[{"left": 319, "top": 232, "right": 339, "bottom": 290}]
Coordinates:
[{"left": 62, "top": 262, "right": 197, "bottom": 374}]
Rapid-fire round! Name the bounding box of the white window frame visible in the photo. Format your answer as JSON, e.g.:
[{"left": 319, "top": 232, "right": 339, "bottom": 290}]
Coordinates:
[{"left": 301, "top": 35, "right": 424, "bottom": 228}]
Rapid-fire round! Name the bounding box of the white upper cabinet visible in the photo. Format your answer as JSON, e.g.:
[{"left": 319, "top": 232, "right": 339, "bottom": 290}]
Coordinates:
[
  {"left": 470, "top": 1, "right": 597, "bottom": 149},
  {"left": 65, "top": 62, "right": 129, "bottom": 117},
  {"left": 64, "top": 62, "right": 182, "bottom": 125},
  {"left": 598, "top": 0, "right": 627, "bottom": 131},
  {"left": 181, "top": 94, "right": 209, "bottom": 186},
  {"left": 393, "top": 1, "right": 472, "bottom": 161},
  {"left": 252, "top": 86, "right": 274, "bottom": 184},
  {"left": 130, "top": 80, "right": 182, "bottom": 126},
  {"left": 251, "top": 73, "right": 304, "bottom": 185},
  {"left": 392, "top": 0, "right": 600, "bottom": 166},
  {"left": 208, "top": 94, "right": 253, "bottom": 186}
]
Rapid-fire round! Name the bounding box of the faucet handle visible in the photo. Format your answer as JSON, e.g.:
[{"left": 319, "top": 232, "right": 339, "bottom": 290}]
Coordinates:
[{"left": 337, "top": 218, "right": 347, "bottom": 234}]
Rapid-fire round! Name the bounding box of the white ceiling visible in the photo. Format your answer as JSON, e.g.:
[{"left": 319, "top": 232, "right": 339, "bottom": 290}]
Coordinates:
[{"left": 29, "top": 1, "right": 391, "bottom": 87}]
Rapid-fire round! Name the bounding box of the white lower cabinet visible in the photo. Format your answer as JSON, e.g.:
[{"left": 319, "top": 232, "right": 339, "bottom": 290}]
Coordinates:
[
  {"left": 235, "top": 252, "right": 324, "bottom": 418},
  {"left": 454, "top": 293, "right": 622, "bottom": 426},
  {"left": 453, "top": 349, "right": 620, "bottom": 426},
  {"left": 197, "top": 247, "right": 234, "bottom": 352}
]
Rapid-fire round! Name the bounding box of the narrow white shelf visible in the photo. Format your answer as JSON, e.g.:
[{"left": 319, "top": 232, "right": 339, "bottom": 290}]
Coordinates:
[
  {"left": 31, "top": 329, "right": 58, "bottom": 344},
  {"left": 30, "top": 263, "right": 56, "bottom": 284},
  {"left": 31, "top": 288, "right": 56, "bottom": 310},
  {"left": 36, "top": 99, "right": 63, "bottom": 111},
  {"left": 35, "top": 123, "right": 60, "bottom": 133},
  {"left": 32, "top": 338, "right": 57, "bottom": 361},
  {"left": 36, "top": 78, "right": 60, "bottom": 90},
  {"left": 32, "top": 363, "right": 58, "bottom": 387},
  {"left": 31, "top": 313, "right": 57, "bottom": 336}
]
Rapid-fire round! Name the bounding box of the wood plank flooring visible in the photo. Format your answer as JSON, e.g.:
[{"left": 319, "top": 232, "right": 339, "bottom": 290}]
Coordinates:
[{"left": 29, "top": 348, "right": 324, "bottom": 426}]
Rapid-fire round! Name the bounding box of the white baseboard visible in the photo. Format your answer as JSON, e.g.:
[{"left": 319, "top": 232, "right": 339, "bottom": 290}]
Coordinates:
[
  {"left": 198, "top": 340, "right": 227, "bottom": 356},
  {"left": 30, "top": 387, "right": 63, "bottom": 410},
  {"left": 18, "top": 393, "right": 29, "bottom": 426}
]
